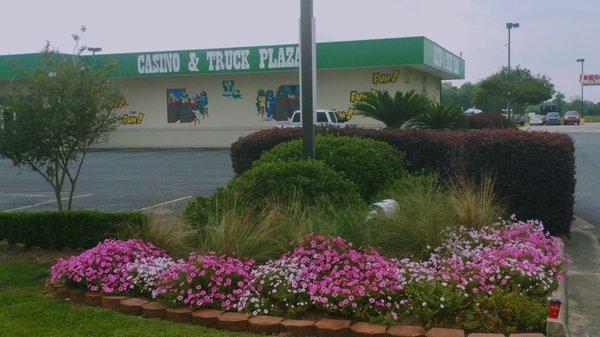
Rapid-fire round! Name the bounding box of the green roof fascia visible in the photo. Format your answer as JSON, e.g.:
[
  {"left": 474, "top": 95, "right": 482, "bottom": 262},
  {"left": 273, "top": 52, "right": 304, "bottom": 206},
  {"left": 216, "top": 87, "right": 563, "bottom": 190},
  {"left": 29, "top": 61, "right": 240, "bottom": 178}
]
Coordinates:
[{"left": 0, "top": 37, "right": 464, "bottom": 81}]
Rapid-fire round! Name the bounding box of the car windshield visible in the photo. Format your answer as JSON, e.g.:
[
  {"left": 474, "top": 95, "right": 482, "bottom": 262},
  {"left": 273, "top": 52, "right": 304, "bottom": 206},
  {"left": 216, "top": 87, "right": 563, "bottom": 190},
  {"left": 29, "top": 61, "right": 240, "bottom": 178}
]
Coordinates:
[
  {"left": 566, "top": 111, "right": 578, "bottom": 116},
  {"left": 547, "top": 113, "right": 559, "bottom": 118},
  {"left": 291, "top": 112, "right": 300, "bottom": 123}
]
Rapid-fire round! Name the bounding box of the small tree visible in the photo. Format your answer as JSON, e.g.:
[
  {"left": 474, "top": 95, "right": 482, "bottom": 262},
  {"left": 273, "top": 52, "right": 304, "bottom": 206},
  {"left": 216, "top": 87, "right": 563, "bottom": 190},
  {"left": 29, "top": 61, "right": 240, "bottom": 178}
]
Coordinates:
[
  {"left": 0, "top": 29, "right": 126, "bottom": 210},
  {"left": 352, "top": 90, "right": 431, "bottom": 128}
]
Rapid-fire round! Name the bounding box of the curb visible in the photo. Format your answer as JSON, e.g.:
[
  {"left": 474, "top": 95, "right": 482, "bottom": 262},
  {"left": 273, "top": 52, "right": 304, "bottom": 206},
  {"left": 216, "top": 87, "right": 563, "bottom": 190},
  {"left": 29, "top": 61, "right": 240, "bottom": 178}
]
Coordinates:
[
  {"left": 545, "top": 225, "right": 571, "bottom": 337},
  {"left": 51, "top": 288, "right": 547, "bottom": 337}
]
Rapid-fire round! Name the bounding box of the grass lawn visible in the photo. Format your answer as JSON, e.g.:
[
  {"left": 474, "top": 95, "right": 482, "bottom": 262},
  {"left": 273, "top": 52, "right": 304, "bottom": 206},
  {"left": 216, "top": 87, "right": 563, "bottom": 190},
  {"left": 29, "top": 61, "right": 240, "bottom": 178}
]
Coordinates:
[
  {"left": 583, "top": 115, "right": 600, "bottom": 123},
  {"left": 0, "top": 258, "right": 256, "bottom": 337}
]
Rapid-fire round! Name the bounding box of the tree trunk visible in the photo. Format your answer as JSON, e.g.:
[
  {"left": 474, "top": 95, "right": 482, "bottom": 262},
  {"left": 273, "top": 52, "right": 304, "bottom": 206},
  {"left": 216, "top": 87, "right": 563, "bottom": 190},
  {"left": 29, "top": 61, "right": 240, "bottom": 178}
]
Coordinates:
[{"left": 53, "top": 186, "right": 64, "bottom": 211}]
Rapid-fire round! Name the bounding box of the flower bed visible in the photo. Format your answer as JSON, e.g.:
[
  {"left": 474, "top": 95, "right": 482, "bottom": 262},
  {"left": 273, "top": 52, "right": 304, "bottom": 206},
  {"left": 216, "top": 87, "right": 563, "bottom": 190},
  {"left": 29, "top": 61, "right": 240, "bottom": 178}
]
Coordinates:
[{"left": 49, "top": 220, "right": 567, "bottom": 334}]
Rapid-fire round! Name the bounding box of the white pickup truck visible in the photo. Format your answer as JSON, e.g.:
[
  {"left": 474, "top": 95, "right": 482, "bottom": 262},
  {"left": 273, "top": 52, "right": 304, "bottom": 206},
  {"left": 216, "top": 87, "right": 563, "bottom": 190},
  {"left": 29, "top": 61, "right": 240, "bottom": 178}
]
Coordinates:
[{"left": 276, "top": 109, "right": 348, "bottom": 128}]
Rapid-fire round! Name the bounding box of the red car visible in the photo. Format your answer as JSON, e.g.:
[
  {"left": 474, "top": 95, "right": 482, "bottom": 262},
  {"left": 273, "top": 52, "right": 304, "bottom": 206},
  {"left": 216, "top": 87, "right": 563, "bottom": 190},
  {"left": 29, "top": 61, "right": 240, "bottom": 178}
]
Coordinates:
[{"left": 564, "top": 111, "right": 581, "bottom": 125}]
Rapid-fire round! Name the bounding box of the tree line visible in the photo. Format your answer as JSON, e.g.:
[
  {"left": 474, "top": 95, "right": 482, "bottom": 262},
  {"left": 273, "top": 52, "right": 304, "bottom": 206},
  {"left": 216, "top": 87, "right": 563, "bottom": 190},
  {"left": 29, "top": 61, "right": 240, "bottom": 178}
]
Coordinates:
[{"left": 443, "top": 66, "right": 600, "bottom": 114}]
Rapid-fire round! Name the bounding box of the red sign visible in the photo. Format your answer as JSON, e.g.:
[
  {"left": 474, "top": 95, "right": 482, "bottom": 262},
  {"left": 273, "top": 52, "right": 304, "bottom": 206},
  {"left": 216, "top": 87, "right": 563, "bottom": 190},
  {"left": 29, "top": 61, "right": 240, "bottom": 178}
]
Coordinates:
[{"left": 580, "top": 74, "right": 600, "bottom": 85}]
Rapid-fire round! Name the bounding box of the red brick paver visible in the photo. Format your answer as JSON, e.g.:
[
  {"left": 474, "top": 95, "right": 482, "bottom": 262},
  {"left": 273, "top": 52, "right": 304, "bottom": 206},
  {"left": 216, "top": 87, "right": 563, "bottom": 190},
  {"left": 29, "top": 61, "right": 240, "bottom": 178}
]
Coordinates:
[
  {"left": 84, "top": 292, "right": 103, "bottom": 306},
  {"left": 69, "top": 289, "right": 86, "bottom": 303},
  {"left": 350, "top": 322, "right": 388, "bottom": 337},
  {"left": 315, "top": 319, "right": 352, "bottom": 337},
  {"left": 280, "top": 319, "right": 316, "bottom": 336},
  {"left": 192, "top": 308, "right": 224, "bottom": 327},
  {"left": 102, "top": 295, "right": 128, "bottom": 310},
  {"left": 426, "top": 328, "right": 465, "bottom": 337},
  {"left": 249, "top": 315, "right": 283, "bottom": 334},
  {"left": 119, "top": 298, "right": 149, "bottom": 316},
  {"left": 217, "top": 312, "right": 251, "bottom": 331},
  {"left": 141, "top": 301, "right": 167, "bottom": 318},
  {"left": 166, "top": 307, "right": 194, "bottom": 323},
  {"left": 387, "top": 325, "right": 426, "bottom": 337},
  {"left": 54, "top": 286, "right": 70, "bottom": 300}
]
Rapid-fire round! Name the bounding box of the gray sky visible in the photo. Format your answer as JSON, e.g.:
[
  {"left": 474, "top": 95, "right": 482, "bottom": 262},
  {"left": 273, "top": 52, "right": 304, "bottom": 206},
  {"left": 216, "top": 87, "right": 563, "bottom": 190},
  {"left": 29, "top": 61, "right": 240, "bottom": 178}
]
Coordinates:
[{"left": 2, "top": 0, "right": 599, "bottom": 101}]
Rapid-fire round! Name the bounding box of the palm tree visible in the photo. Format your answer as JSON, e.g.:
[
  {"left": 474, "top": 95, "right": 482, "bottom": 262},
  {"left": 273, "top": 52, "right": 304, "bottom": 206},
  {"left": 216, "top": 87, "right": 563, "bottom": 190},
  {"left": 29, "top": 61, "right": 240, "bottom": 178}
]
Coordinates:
[
  {"left": 352, "top": 90, "right": 431, "bottom": 128},
  {"left": 407, "top": 104, "right": 468, "bottom": 130}
]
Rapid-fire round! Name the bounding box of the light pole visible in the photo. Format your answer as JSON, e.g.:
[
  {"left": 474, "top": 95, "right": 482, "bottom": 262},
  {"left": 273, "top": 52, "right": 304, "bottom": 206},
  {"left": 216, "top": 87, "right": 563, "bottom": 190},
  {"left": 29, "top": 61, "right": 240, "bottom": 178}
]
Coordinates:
[
  {"left": 300, "top": 0, "right": 316, "bottom": 158},
  {"left": 87, "top": 47, "right": 102, "bottom": 55},
  {"left": 577, "top": 58, "right": 585, "bottom": 115},
  {"left": 506, "top": 22, "right": 519, "bottom": 121}
]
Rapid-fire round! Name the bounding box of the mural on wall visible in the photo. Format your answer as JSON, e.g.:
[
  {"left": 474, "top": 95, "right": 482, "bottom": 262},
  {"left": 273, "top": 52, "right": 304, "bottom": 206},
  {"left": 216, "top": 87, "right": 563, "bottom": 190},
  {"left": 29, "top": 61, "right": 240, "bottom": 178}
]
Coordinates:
[
  {"left": 121, "top": 111, "right": 145, "bottom": 125},
  {"left": 372, "top": 69, "right": 400, "bottom": 85},
  {"left": 222, "top": 80, "right": 243, "bottom": 99},
  {"left": 256, "top": 84, "right": 299, "bottom": 121},
  {"left": 167, "top": 88, "right": 209, "bottom": 124}
]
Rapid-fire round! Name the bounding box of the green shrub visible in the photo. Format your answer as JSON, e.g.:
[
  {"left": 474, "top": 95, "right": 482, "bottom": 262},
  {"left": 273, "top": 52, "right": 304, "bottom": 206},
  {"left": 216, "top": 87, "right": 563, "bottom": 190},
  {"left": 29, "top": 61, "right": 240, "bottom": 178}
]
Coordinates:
[
  {"left": 404, "top": 280, "right": 471, "bottom": 327},
  {"left": 461, "top": 290, "right": 547, "bottom": 334},
  {"left": 256, "top": 135, "right": 407, "bottom": 200},
  {"left": 228, "top": 159, "right": 363, "bottom": 208},
  {"left": 231, "top": 127, "right": 575, "bottom": 236},
  {"left": 0, "top": 210, "right": 147, "bottom": 249}
]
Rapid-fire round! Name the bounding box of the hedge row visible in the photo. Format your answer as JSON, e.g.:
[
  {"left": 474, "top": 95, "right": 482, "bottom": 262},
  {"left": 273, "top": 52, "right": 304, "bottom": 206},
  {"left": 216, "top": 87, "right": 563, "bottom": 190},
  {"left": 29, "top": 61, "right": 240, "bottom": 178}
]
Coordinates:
[
  {"left": 230, "top": 127, "right": 575, "bottom": 235},
  {"left": 0, "top": 210, "right": 147, "bottom": 249}
]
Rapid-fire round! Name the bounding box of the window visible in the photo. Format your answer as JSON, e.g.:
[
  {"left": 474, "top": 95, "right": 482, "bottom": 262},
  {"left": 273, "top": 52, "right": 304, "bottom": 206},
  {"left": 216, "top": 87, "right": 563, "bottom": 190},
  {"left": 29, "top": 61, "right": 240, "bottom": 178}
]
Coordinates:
[
  {"left": 316, "top": 111, "right": 328, "bottom": 123},
  {"left": 292, "top": 113, "right": 300, "bottom": 123}
]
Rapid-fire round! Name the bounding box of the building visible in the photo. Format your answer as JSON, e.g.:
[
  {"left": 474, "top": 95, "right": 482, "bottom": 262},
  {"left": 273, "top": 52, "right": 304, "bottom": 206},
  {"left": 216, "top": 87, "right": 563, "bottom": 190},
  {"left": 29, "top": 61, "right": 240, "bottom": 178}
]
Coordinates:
[{"left": 0, "top": 36, "right": 464, "bottom": 148}]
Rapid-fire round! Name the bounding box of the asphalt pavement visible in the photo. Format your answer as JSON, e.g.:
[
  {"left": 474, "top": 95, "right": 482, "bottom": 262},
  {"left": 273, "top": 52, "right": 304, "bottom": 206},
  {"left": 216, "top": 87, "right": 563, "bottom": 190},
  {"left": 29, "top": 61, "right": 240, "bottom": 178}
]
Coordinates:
[{"left": 0, "top": 149, "right": 234, "bottom": 215}]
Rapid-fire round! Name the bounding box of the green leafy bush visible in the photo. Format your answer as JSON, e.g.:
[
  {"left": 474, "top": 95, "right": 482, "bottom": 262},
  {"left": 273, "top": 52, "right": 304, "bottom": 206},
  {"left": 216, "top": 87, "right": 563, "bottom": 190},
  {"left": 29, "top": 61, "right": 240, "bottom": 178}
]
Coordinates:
[
  {"left": 0, "top": 211, "right": 147, "bottom": 249},
  {"left": 462, "top": 290, "right": 547, "bottom": 334},
  {"left": 228, "top": 159, "right": 363, "bottom": 208},
  {"left": 404, "top": 280, "right": 471, "bottom": 327},
  {"left": 257, "top": 135, "right": 407, "bottom": 200},
  {"left": 231, "top": 127, "right": 575, "bottom": 235}
]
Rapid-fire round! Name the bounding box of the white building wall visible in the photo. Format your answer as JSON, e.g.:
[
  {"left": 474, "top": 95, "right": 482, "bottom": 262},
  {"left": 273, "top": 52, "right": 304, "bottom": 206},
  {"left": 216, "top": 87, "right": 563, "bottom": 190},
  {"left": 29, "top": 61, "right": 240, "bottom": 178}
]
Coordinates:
[{"left": 102, "top": 66, "right": 441, "bottom": 148}]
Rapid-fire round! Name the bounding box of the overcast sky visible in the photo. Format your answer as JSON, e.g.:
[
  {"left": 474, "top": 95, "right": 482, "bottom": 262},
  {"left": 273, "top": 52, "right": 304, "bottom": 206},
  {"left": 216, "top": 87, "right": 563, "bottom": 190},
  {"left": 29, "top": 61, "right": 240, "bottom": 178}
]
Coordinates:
[{"left": 2, "top": 0, "right": 599, "bottom": 101}]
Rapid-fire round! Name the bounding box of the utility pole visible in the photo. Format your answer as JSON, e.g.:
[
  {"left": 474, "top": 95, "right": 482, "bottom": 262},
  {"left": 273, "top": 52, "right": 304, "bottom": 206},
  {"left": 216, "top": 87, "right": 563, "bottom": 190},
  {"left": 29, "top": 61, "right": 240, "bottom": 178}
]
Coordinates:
[
  {"left": 577, "top": 58, "right": 585, "bottom": 115},
  {"left": 506, "top": 22, "right": 519, "bottom": 121},
  {"left": 300, "top": 0, "right": 316, "bottom": 158}
]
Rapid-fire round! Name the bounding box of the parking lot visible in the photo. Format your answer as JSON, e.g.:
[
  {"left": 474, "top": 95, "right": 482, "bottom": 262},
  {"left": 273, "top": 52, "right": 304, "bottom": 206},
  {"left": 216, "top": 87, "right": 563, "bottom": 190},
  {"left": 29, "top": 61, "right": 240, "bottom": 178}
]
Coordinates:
[{"left": 0, "top": 149, "right": 234, "bottom": 215}]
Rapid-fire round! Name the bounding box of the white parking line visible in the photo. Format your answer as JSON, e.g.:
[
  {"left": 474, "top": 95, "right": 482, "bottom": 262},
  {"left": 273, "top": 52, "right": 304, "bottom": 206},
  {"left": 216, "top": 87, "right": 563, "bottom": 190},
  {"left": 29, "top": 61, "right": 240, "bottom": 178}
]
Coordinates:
[
  {"left": 138, "top": 196, "right": 193, "bottom": 212},
  {"left": 3, "top": 193, "right": 94, "bottom": 212}
]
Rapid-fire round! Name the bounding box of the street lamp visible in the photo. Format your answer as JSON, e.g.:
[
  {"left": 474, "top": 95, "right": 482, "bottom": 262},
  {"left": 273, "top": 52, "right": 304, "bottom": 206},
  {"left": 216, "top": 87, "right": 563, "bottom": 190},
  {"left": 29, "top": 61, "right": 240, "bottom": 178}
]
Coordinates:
[
  {"left": 300, "top": 0, "right": 316, "bottom": 158},
  {"left": 577, "top": 58, "right": 585, "bottom": 115},
  {"left": 506, "top": 22, "right": 519, "bottom": 120},
  {"left": 87, "top": 47, "right": 102, "bottom": 55}
]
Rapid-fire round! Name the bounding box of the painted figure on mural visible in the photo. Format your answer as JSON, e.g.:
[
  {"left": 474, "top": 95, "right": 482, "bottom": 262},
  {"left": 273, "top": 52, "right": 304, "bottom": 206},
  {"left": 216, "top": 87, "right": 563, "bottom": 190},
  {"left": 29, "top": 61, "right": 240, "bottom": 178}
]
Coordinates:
[
  {"left": 256, "top": 89, "right": 266, "bottom": 118},
  {"left": 265, "top": 89, "right": 275, "bottom": 120},
  {"left": 274, "top": 85, "right": 299, "bottom": 121},
  {"left": 179, "top": 92, "right": 195, "bottom": 123},
  {"left": 193, "top": 91, "right": 209, "bottom": 122}
]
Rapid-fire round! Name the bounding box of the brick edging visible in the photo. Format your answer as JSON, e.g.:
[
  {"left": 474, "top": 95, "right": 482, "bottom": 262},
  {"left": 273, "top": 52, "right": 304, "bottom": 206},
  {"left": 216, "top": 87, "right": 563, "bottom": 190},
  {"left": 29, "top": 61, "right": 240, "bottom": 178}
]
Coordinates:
[{"left": 51, "top": 286, "right": 544, "bottom": 337}]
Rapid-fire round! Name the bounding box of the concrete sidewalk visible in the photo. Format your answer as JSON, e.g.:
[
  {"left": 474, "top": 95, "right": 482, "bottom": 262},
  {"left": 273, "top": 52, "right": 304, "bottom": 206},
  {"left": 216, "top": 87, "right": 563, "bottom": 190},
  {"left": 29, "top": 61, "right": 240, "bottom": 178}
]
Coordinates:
[{"left": 566, "top": 217, "right": 600, "bottom": 336}]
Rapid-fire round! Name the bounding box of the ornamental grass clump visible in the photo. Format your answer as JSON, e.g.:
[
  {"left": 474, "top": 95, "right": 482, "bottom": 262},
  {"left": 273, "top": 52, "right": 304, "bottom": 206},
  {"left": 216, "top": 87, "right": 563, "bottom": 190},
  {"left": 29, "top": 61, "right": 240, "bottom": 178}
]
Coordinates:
[
  {"left": 152, "top": 253, "right": 254, "bottom": 311},
  {"left": 50, "top": 239, "right": 168, "bottom": 294}
]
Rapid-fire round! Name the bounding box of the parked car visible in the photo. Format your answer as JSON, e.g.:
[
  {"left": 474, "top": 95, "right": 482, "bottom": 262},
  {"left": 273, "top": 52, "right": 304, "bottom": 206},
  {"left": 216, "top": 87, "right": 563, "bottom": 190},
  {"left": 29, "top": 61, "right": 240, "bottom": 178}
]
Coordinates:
[
  {"left": 545, "top": 112, "right": 561, "bottom": 125},
  {"left": 529, "top": 114, "right": 544, "bottom": 126},
  {"left": 564, "top": 111, "right": 581, "bottom": 125},
  {"left": 277, "top": 109, "right": 348, "bottom": 128}
]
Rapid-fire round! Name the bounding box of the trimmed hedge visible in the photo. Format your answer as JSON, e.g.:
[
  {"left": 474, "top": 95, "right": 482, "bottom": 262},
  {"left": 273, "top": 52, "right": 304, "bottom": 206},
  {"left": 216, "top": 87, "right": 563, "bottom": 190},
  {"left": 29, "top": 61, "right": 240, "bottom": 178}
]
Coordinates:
[
  {"left": 230, "top": 127, "right": 575, "bottom": 235},
  {"left": 467, "top": 111, "right": 512, "bottom": 129},
  {"left": 0, "top": 210, "right": 148, "bottom": 249},
  {"left": 256, "top": 135, "right": 407, "bottom": 200}
]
